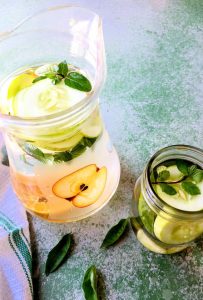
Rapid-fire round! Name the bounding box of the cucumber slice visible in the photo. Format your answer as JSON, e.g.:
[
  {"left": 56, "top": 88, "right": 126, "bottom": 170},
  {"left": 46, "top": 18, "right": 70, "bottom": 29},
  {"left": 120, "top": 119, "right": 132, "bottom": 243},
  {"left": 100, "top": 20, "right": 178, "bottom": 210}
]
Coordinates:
[
  {"left": 154, "top": 215, "right": 203, "bottom": 244},
  {"left": 156, "top": 165, "right": 184, "bottom": 182},
  {"left": 155, "top": 181, "right": 203, "bottom": 211},
  {"left": 137, "top": 228, "right": 186, "bottom": 254},
  {"left": 35, "top": 63, "right": 58, "bottom": 76},
  {"left": 12, "top": 78, "right": 86, "bottom": 117},
  {"left": 81, "top": 113, "right": 103, "bottom": 138},
  {"left": 33, "top": 133, "right": 83, "bottom": 151},
  {"left": 138, "top": 194, "right": 155, "bottom": 235}
]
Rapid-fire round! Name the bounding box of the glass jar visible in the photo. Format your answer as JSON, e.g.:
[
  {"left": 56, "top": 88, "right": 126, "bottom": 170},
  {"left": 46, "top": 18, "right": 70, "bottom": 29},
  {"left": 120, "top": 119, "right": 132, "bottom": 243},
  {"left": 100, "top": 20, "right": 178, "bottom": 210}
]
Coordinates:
[
  {"left": 132, "top": 145, "right": 203, "bottom": 254},
  {"left": 0, "top": 6, "right": 120, "bottom": 222}
]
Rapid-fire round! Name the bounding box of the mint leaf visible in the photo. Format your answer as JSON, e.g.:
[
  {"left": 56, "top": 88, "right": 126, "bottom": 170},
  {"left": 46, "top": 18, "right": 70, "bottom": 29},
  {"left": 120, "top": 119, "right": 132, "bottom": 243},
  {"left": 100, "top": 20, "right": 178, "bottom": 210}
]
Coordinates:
[
  {"left": 83, "top": 137, "right": 97, "bottom": 147},
  {"left": 54, "top": 151, "right": 72, "bottom": 163},
  {"left": 57, "top": 60, "right": 68, "bottom": 77},
  {"left": 181, "top": 181, "right": 201, "bottom": 195},
  {"left": 157, "top": 170, "right": 170, "bottom": 181},
  {"left": 176, "top": 159, "right": 189, "bottom": 175},
  {"left": 160, "top": 183, "right": 177, "bottom": 195},
  {"left": 188, "top": 165, "right": 197, "bottom": 176},
  {"left": 101, "top": 219, "right": 129, "bottom": 248},
  {"left": 138, "top": 194, "right": 155, "bottom": 235},
  {"left": 191, "top": 169, "right": 203, "bottom": 183},
  {"left": 22, "top": 143, "right": 52, "bottom": 163},
  {"left": 32, "top": 76, "right": 47, "bottom": 83},
  {"left": 82, "top": 265, "right": 98, "bottom": 300},
  {"left": 65, "top": 72, "right": 92, "bottom": 92},
  {"left": 45, "top": 233, "right": 73, "bottom": 275}
]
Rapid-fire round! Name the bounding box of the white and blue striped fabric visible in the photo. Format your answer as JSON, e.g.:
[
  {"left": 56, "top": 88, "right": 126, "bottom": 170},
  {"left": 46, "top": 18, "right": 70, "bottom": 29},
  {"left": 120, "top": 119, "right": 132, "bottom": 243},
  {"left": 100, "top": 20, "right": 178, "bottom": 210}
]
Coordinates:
[{"left": 0, "top": 137, "right": 33, "bottom": 300}]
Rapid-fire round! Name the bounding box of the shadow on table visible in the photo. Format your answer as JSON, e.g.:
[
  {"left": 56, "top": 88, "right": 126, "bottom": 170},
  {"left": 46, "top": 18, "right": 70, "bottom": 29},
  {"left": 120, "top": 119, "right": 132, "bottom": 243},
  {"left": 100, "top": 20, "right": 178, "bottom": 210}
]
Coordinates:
[{"left": 27, "top": 213, "right": 41, "bottom": 300}]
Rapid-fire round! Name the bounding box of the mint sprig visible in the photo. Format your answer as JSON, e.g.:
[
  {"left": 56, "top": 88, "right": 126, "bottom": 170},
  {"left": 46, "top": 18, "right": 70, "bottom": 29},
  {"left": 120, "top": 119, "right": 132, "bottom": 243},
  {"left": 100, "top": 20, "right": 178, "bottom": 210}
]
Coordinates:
[
  {"left": 21, "top": 136, "right": 98, "bottom": 164},
  {"left": 33, "top": 61, "right": 92, "bottom": 92},
  {"left": 151, "top": 160, "right": 203, "bottom": 197}
]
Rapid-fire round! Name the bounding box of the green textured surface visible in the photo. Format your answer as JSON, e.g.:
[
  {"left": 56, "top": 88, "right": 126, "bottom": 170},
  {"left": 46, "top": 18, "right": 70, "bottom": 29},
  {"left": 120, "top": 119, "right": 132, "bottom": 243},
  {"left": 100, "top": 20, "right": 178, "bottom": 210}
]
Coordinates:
[{"left": 1, "top": 0, "right": 203, "bottom": 299}]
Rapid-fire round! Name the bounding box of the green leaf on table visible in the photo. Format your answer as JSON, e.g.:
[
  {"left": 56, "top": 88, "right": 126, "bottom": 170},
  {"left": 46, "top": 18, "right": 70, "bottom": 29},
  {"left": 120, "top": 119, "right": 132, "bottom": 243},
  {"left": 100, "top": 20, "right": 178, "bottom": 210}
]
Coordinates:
[
  {"left": 57, "top": 60, "right": 68, "bottom": 77},
  {"left": 181, "top": 181, "right": 201, "bottom": 195},
  {"left": 157, "top": 170, "right": 170, "bottom": 182},
  {"left": 160, "top": 183, "right": 177, "bottom": 195},
  {"left": 101, "top": 218, "right": 129, "bottom": 248},
  {"left": 190, "top": 168, "right": 203, "bottom": 183},
  {"left": 32, "top": 76, "right": 47, "bottom": 83},
  {"left": 82, "top": 265, "right": 98, "bottom": 300},
  {"left": 65, "top": 72, "right": 92, "bottom": 92},
  {"left": 45, "top": 233, "right": 73, "bottom": 276},
  {"left": 176, "top": 159, "right": 189, "bottom": 175}
]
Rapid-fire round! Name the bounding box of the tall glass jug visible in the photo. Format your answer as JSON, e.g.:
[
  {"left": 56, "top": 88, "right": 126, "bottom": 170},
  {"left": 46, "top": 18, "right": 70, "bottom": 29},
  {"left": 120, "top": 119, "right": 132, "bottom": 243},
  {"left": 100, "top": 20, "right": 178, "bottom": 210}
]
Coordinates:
[{"left": 0, "top": 6, "right": 120, "bottom": 222}]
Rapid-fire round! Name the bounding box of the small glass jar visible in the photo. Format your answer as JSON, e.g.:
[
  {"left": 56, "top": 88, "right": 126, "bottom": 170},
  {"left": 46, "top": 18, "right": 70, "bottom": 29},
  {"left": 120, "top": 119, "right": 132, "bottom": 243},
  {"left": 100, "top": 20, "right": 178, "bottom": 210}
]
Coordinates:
[{"left": 132, "top": 145, "right": 203, "bottom": 254}]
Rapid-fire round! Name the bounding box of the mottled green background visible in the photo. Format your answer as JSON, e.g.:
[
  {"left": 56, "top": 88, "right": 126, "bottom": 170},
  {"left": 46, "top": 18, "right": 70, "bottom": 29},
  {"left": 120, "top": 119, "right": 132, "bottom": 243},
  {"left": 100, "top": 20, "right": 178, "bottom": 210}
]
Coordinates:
[{"left": 1, "top": 0, "right": 203, "bottom": 299}]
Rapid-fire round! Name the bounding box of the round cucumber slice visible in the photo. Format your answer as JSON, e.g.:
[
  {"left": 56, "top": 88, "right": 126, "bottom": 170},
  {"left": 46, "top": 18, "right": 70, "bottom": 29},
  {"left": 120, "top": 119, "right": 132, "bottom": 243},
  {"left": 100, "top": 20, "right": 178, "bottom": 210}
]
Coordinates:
[
  {"left": 155, "top": 181, "right": 203, "bottom": 211},
  {"left": 156, "top": 165, "right": 184, "bottom": 182},
  {"left": 81, "top": 113, "right": 103, "bottom": 138},
  {"left": 12, "top": 78, "right": 86, "bottom": 117},
  {"left": 35, "top": 63, "right": 58, "bottom": 76},
  {"left": 154, "top": 215, "right": 203, "bottom": 244},
  {"left": 137, "top": 229, "right": 186, "bottom": 254},
  {"left": 33, "top": 132, "right": 83, "bottom": 151}
]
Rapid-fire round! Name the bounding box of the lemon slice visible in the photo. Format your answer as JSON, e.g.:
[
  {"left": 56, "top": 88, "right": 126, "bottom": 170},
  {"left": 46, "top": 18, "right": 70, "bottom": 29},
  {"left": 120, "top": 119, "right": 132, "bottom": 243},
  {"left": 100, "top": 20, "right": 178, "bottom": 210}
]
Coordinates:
[
  {"left": 27, "top": 200, "right": 49, "bottom": 219},
  {"left": 8, "top": 73, "right": 36, "bottom": 98},
  {"left": 154, "top": 215, "right": 203, "bottom": 244}
]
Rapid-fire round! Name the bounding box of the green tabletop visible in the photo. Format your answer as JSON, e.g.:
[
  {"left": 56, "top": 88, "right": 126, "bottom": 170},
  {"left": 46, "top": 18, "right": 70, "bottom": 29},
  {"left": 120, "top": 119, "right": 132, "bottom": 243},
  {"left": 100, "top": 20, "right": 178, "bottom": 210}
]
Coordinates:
[{"left": 1, "top": 0, "right": 203, "bottom": 299}]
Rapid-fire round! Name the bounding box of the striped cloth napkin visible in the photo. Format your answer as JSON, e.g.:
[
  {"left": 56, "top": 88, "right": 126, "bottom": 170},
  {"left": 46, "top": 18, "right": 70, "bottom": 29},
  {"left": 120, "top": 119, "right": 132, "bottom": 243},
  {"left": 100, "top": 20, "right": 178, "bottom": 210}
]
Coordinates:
[{"left": 0, "top": 137, "right": 33, "bottom": 300}]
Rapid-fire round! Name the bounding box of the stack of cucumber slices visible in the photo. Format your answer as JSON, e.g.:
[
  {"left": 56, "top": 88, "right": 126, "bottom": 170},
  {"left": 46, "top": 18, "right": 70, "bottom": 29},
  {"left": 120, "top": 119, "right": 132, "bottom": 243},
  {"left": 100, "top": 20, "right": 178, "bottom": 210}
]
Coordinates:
[
  {"left": 137, "top": 159, "right": 203, "bottom": 251},
  {"left": 2, "top": 62, "right": 103, "bottom": 163}
]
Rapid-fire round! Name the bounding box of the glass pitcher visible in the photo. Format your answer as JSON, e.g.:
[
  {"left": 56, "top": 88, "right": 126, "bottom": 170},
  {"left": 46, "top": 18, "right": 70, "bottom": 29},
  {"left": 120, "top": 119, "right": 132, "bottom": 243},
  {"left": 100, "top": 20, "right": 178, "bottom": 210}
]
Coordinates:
[{"left": 0, "top": 6, "right": 120, "bottom": 222}]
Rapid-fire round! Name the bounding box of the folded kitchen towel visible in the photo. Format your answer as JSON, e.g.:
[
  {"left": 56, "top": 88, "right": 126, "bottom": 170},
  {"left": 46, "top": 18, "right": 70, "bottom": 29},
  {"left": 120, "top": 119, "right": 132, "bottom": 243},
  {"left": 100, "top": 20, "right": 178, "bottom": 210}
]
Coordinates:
[{"left": 0, "top": 140, "right": 33, "bottom": 300}]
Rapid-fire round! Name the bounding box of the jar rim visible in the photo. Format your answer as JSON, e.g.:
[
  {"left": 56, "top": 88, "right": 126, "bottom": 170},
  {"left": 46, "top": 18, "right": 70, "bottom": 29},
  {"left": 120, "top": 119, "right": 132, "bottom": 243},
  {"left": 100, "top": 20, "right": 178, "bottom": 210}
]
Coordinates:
[
  {"left": 144, "top": 144, "right": 203, "bottom": 220},
  {"left": 0, "top": 5, "right": 106, "bottom": 129}
]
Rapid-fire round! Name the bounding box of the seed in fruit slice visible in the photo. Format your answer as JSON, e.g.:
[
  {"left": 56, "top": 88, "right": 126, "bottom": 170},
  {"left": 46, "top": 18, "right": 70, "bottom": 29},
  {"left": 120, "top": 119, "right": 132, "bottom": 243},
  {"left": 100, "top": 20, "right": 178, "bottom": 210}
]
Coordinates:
[
  {"left": 72, "top": 167, "right": 107, "bottom": 208},
  {"left": 52, "top": 164, "right": 107, "bottom": 208},
  {"left": 7, "top": 73, "right": 36, "bottom": 98},
  {"left": 154, "top": 215, "right": 203, "bottom": 244}
]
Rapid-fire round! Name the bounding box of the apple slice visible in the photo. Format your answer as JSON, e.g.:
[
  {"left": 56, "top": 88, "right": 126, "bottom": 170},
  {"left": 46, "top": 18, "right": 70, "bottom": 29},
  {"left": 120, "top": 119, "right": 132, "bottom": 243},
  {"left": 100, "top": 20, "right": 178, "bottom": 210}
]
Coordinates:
[
  {"left": 72, "top": 166, "right": 107, "bottom": 208},
  {"left": 52, "top": 164, "right": 107, "bottom": 208},
  {"left": 52, "top": 164, "right": 97, "bottom": 198}
]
